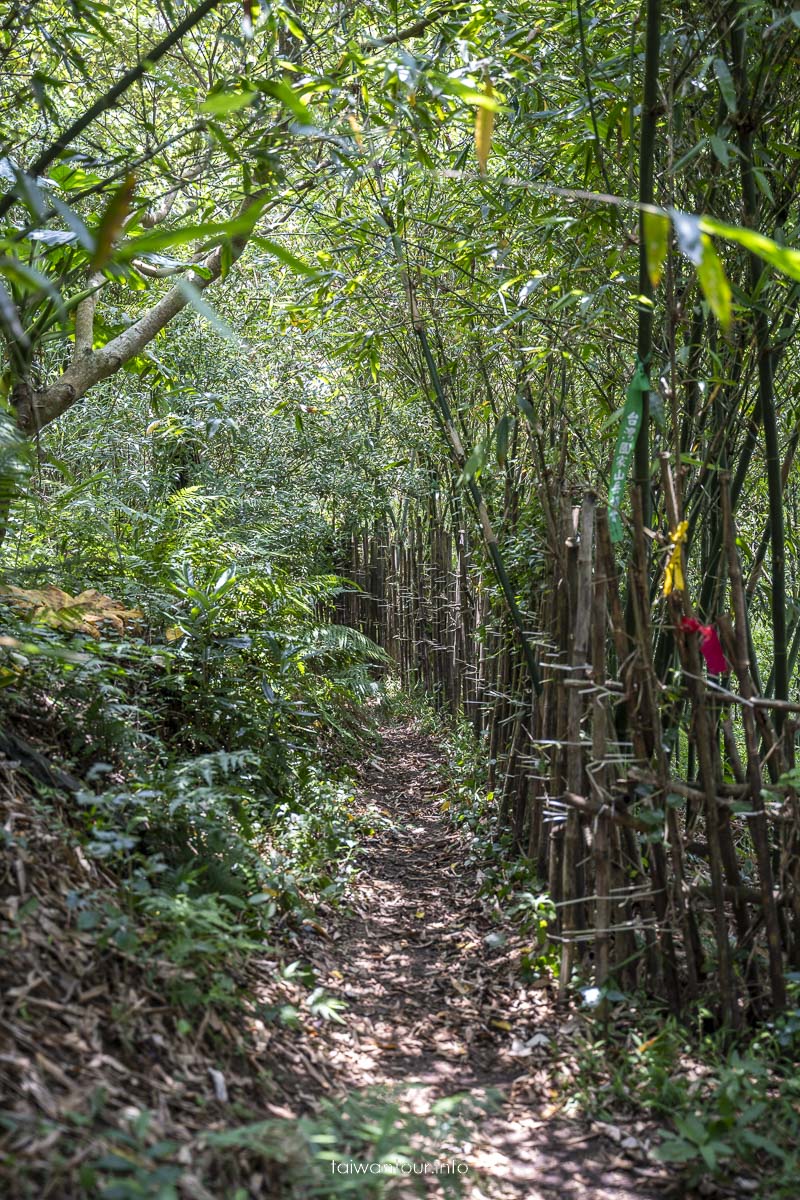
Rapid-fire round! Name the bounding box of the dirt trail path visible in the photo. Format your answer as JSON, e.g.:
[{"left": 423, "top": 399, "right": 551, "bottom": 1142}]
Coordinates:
[{"left": 297, "top": 721, "right": 675, "bottom": 1199}]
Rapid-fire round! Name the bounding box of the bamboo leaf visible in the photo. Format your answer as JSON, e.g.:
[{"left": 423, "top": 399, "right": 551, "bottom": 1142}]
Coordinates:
[
  {"left": 697, "top": 234, "right": 732, "bottom": 330},
  {"left": 461, "top": 440, "right": 488, "bottom": 483},
  {"left": 116, "top": 209, "right": 262, "bottom": 260},
  {"left": 0, "top": 277, "right": 28, "bottom": 347},
  {"left": 515, "top": 391, "right": 534, "bottom": 422},
  {"left": 670, "top": 139, "right": 707, "bottom": 174},
  {"left": 253, "top": 236, "right": 320, "bottom": 276},
  {"left": 475, "top": 80, "right": 495, "bottom": 175},
  {"left": 643, "top": 210, "right": 670, "bottom": 287},
  {"left": 176, "top": 278, "right": 239, "bottom": 342},
  {"left": 200, "top": 89, "right": 257, "bottom": 116},
  {"left": 91, "top": 174, "right": 136, "bottom": 270},
  {"left": 753, "top": 166, "right": 774, "bottom": 203},
  {"left": 699, "top": 214, "right": 800, "bottom": 282},
  {"left": 259, "top": 79, "right": 311, "bottom": 122},
  {"left": 713, "top": 57, "right": 737, "bottom": 114},
  {"left": 51, "top": 195, "right": 96, "bottom": 251},
  {"left": 709, "top": 135, "right": 730, "bottom": 167},
  {"left": 442, "top": 77, "right": 503, "bottom": 110},
  {"left": 0, "top": 258, "right": 66, "bottom": 322}
]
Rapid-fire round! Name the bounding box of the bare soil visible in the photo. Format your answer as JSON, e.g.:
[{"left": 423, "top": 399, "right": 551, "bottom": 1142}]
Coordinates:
[{"left": 294, "top": 719, "right": 679, "bottom": 1199}]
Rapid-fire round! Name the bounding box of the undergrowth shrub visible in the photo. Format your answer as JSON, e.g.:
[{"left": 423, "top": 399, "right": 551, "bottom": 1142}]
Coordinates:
[
  {"left": 195, "top": 1086, "right": 486, "bottom": 1200},
  {"left": 566, "top": 1002, "right": 800, "bottom": 1196},
  {"left": 0, "top": 501, "right": 387, "bottom": 1012}
]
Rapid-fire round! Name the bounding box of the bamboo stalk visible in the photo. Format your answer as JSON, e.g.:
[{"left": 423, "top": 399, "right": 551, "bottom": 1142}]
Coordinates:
[
  {"left": 559, "top": 493, "right": 595, "bottom": 998},
  {"left": 719, "top": 472, "right": 786, "bottom": 1010}
]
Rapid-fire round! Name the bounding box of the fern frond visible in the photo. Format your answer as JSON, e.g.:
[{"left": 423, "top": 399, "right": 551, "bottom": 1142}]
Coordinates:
[{"left": 301, "top": 623, "right": 390, "bottom": 665}]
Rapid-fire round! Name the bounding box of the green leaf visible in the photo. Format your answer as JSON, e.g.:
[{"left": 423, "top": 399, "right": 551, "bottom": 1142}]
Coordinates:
[
  {"left": 709, "top": 135, "right": 730, "bottom": 167},
  {"left": 200, "top": 89, "right": 257, "bottom": 116},
  {"left": 515, "top": 390, "right": 534, "bottom": 422},
  {"left": 670, "top": 139, "right": 707, "bottom": 174},
  {"left": 699, "top": 215, "right": 800, "bottom": 282},
  {"left": 51, "top": 195, "right": 96, "bottom": 251},
  {"left": 258, "top": 79, "right": 311, "bottom": 122},
  {"left": 0, "top": 258, "right": 67, "bottom": 322},
  {"left": 252, "top": 236, "right": 320, "bottom": 276},
  {"left": 440, "top": 77, "right": 504, "bottom": 111},
  {"left": 49, "top": 157, "right": 103, "bottom": 191},
  {"left": 0, "top": 631, "right": 89, "bottom": 663},
  {"left": 653, "top": 1138, "right": 696, "bottom": 1163},
  {"left": 753, "top": 166, "right": 774, "bottom": 203},
  {"left": 643, "top": 210, "right": 670, "bottom": 287},
  {"left": 461, "top": 440, "right": 487, "bottom": 483},
  {"left": 697, "top": 234, "right": 732, "bottom": 330},
  {"left": 699, "top": 1142, "right": 717, "bottom": 1170},
  {"left": 713, "top": 57, "right": 737, "bottom": 113},
  {"left": 598, "top": 405, "right": 625, "bottom": 434},
  {"left": 93, "top": 1152, "right": 138, "bottom": 1171},
  {"left": 0, "top": 278, "right": 28, "bottom": 346},
  {"left": 176, "top": 278, "right": 239, "bottom": 342},
  {"left": 117, "top": 209, "right": 263, "bottom": 260},
  {"left": 676, "top": 1113, "right": 707, "bottom": 1145}
]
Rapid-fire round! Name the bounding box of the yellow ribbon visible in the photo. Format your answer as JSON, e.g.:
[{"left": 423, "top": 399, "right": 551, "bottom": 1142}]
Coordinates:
[{"left": 663, "top": 520, "right": 688, "bottom": 596}]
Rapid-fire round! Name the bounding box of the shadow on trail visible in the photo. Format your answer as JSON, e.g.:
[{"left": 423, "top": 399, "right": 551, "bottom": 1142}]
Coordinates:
[{"left": 287, "top": 720, "right": 676, "bottom": 1199}]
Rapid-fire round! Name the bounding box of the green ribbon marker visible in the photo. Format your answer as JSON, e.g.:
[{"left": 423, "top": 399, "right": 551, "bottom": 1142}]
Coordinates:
[{"left": 608, "top": 359, "right": 651, "bottom": 543}]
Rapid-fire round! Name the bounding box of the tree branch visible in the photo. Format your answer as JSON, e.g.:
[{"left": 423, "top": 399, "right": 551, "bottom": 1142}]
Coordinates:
[
  {"left": 17, "top": 207, "right": 258, "bottom": 434},
  {"left": 0, "top": 0, "right": 223, "bottom": 222},
  {"left": 70, "top": 149, "right": 215, "bottom": 381},
  {"left": 72, "top": 274, "right": 103, "bottom": 358},
  {"left": 362, "top": 3, "right": 464, "bottom": 49},
  {"left": 16, "top": 170, "right": 329, "bottom": 434},
  {"left": 140, "top": 145, "right": 212, "bottom": 230}
]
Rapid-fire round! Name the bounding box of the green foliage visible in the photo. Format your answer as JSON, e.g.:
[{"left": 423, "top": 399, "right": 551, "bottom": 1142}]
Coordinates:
[
  {"left": 0, "top": 403, "right": 388, "bottom": 1010},
  {"left": 568, "top": 1007, "right": 800, "bottom": 1197},
  {"left": 653, "top": 1044, "right": 800, "bottom": 1190},
  {"left": 15, "top": 1087, "right": 485, "bottom": 1200},
  {"left": 200, "top": 1086, "right": 484, "bottom": 1199},
  {"left": 5, "top": 0, "right": 800, "bottom": 1194}
]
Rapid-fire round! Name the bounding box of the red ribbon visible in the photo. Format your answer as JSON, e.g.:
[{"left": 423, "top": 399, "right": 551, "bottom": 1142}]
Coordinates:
[{"left": 680, "top": 617, "right": 728, "bottom": 675}]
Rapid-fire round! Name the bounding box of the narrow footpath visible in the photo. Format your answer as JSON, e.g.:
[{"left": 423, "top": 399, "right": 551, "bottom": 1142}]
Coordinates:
[{"left": 278, "top": 720, "right": 678, "bottom": 1199}]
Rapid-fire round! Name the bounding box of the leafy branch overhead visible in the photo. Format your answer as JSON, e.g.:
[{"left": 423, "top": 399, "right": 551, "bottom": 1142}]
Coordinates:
[{"left": 4, "top": 4, "right": 800, "bottom": 1197}]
